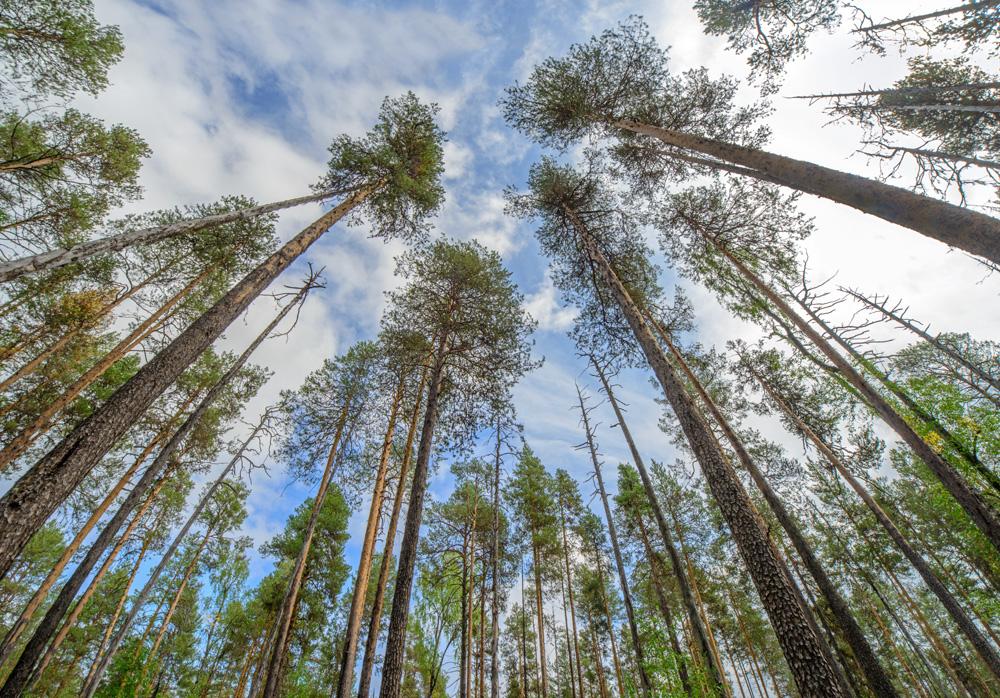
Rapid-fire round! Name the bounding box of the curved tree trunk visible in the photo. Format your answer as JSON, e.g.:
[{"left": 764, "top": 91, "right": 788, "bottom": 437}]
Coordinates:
[
  {"left": 565, "top": 205, "right": 844, "bottom": 696},
  {"left": 615, "top": 120, "right": 1000, "bottom": 264},
  {"left": 0, "top": 188, "right": 348, "bottom": 283},
  {"left": 0, "top": 186, "right": 375, "bottom": 582}
]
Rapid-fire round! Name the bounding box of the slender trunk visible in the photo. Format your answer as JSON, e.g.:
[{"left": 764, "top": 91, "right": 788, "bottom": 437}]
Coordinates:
[
  {"left": 614, "top": 120, "right": 1000, "bottom": 264},
  {"left": 590, "top": 543, "right": 625, "bottom": 698},
  {"left": 461, "top": 534, "right": 471, "bottom": 698},
  {"left": 865, "top": 596, "right": 929, "bottom": 698},
  {"left": 576, "top": 385, "right": 652, "bottom": 696},
  {"left": 147, "top": 525, "right": 213, "bottom": 663},
  {"left": 590, "top": 357, "right": 728, "bottom": 694},
  {"left": 0, "top": 268, "right": 207, "bottom": 469},
  {"left": 793, "top": 82, "right": 1000, "bottom": 100},
  {"left": 589, "top": 623, "right": 609, "bottom": 698},
  {"left": 726, "top": 585, "right": 770, "bottom": 698},
  {"left": 489, "top": 422, "right": 502, "bottom": 698},
  {"left": 77, "top": 286, "right": 312, "bottom": 698},
  {"left": 854, "top": 2, "right": 1000, "bottom": 33},
  {"left": 378, "top": 331, "right": 449, "bottom": 698},
  {"left": 797, "top": 294, "right": 1000, "bottom": 494},
  {"left": 532, "top": 540, "right": 549, "bottom": 698},
  {"left": 634, "top": 512, "right": 691, "bottom": 695},
  {"left": 0, "top": 186, "right": 375, "bottom": 580},
  {"left": 0, "top": 188, "right": 351, "bottom": 283},
  {"left": 261, "top": 401, "right": 352, "bottom": 698},
  {"left": 753, "top": 370, "right": 1000, "bottom": 681},
  {"left": 650, "top": 321, "right": 897, "bottom": 698},
  {"left": 710, "top": 235, "right": 1000, "bottom": 551},
  {"left": 478, "top": 560, "right": 486, "bottom": 698},
  {"left": 559, "top": 570, "right": 577, "bottom": 698},
  {"left": 566, "top": 205, "right": 842, "bottom": 694},
  {"left": 559, "top": 498, "right": 586, "bottom": 698},
  {"left": 520, "top": 560, "right": 529, "bottom": 698},
  {"left": 356, "top": 368, "right": 428, "bottom": 698},
  {"left": 334, "top": 378, "right": 404, "bottom": 698},
  {"left": 0, "top": 258, "right": 177, "bottom": 394}
]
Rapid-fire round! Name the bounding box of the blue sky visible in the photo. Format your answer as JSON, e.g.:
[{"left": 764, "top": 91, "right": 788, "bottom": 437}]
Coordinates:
[{"left": 81, "top": 0, "right": 999, "bottom": 624}]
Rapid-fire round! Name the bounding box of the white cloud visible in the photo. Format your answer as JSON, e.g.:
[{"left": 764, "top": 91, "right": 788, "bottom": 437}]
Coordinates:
[{"left": 523, "top": 273, "right": 579, "bottom": 332}]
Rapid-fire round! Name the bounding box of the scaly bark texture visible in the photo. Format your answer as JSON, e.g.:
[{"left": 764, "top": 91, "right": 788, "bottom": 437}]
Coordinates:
[
  {"left": 615, "top": 120, "right": 1000, "bottom": 264},
  {"left": 0, "top": 187, "right": 374, "bottom": 581},
  {"left": 566, "top": 205, "right": 844, "bottom": 697},
  {"left": 651, "top": 322, "right": 898, "bottom": 698}
]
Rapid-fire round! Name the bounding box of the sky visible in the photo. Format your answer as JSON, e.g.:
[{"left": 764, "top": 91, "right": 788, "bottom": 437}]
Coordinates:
[{"left": 74, "top": 0, "right": 999, "bottom": 634}]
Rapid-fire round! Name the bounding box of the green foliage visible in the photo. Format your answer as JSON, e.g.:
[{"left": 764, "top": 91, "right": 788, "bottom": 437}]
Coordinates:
[
  {"left": 315, "top": 92, "right": 446, "bottom": 242},
  {"left": 0, "top": 0, "right": 124, "bottom": 100}
]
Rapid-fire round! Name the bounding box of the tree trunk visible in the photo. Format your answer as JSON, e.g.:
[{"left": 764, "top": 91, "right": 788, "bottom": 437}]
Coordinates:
[
  {"left": 853, "top": 2, "right": 1000, "bottom": 33},
  {"left": 0, "top": 407, "right": 178, "bottom": 667},
  {"left": 378, "top": 332, "right": 449, "bottom": 698},
  {"left": 76, "top": 284, "right": 312, "bottom": 698},
  {"left": 591, "top": 358, "right": 728, "bottom": 693},
  {"left": 752, "top": 370, "right": 1000, "bottom": 682},
  {"left": 793, "top": 82, "right": 1000, "bottom": 101},
  {"left": 559, "top": 571, "right": 577, "bottom": 698},
  {"left": 634, "top": 512, "right": 691, "bottom": 695},
  {"left": 334, "top": 378, "right": 404, "bottom": 698},
  {"left": 461, "top": 533, "right": 471, "bottom": 698},
  {"left": 0, "top": 188, "right": 350, "bottom": 283},
  {"left": 531, "top": 540, "right": 549, "bottom": 698},
  {"left": 0, "top": 267, "right": 208, "bottom": 469},
  {"left": 489, "top": 422, "right": 503, "bottom": 698},
  {"left": 614, "top": 120, "right": 1000, "bottom": 264},
  {"left": 356, "top": 368, "right": 428, "bottom": 698},
  {"left": 650, "top": 321, "right": 898, "bottom": 698},
  {"left": 576, "top": 385, "right": 652, "bottom": 697},
  {"left": 589, "top": 623, "right": 610, "bottom": 698},
  {"left": 147, "top": 525, "right": 213, "bottom": 662},
  {"left": 559, "top": 496, "right": 586, "bottom": 698},
  {"left": 261, "top": 400, "right": 352, "bottom": 698},
  {"left": 710, "top": 236, "right": 1000, "bottom": 552},
  {"left": 0, "top": 186, "right": 375, "bottom": 581},
  {"left": 566, "top": 205, "right": 844, "bottom": 696}
]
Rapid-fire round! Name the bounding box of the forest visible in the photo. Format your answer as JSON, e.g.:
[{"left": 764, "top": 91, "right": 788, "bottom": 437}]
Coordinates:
[{"left": 0, "top": 0, "right": 997, "bottom": 697}]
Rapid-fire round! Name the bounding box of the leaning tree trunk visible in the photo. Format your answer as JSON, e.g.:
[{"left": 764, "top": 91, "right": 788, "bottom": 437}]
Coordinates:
[
  {"left": 751, "top": 369, "right": 1000, "bottom": 683},
  {"left": 334, "top": 377, "right": 404, "bottom": 698},
  {"left": 261, "top": 401, "right": 352, "bottom": 698},
  {"left": 705, "top": 236, "right": 1000, "bottom": 551},
  {"left": 85, "top": 405, "right": 279, "bottom": 697},
  {"left": 0, "top": 267, "right": 208, "bottom": 470},
  {"left": 0, "top": 186, "right": 375, "bottom": 581},
  {"left": 853, "top": 2, "right": 1000, "bottom": 33},
  {"left": 0, "top": 188, "right": 349, "bottom": 283},
  {"left": 356, "top": 367, "right": 428, "bottom": 698},
  {"left": 8, "top": 284, "right": 311, "bottom": 698},
  {"left": 649, "top": 320, "right": 899, "bottom": 698},
  {"left": 565, "top": 205, "right": 845, "bottom": 696},
  {"left": 614, "top": 120, "right": 1000, "bottom": 264},
  {"left": 576, "top": 384, "right": 652, "bottom": 697},
  {"left": 378, "top": 335, "right": 448, "bottom": 698},
  {"left": 590, "top": 358, "right": 727, "bottom": 694}
]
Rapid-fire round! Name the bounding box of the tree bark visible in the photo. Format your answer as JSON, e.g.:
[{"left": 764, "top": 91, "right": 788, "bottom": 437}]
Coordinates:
[
  {"left": 614, "top": 120, "right": 1000, "bottom": 264},
  {"left": 378, "top": 332, "right": 448, "bottom": 698},
  {"left": 261, "top": 400, "right": 352, "bottom": 698},
  {"left": 0, "top": 186, "right": 374, "bottom": 582},
  {"left": 565, "top": 205, "right": 844, "bottom": 696},
  {"left": 531, "top": 539, "right": 549, "bottom": 698},
  {"left": 0, "top": 188, "right": 349, "bottom": 283},
  {"left": 751, "top": 368, "right": 1000, "bottom": 682},
  {"left": 590, "top": 358, "right": 727, "bottom": 694},
  {"left": 708, "top": 235, "right": 1000, "bottom": 552},
  {"left": 650, "top": 320, "right": 898, "bottom": 698},
  {"left": 558, "top": 492, "right": 586, "bottom": 698},
  {"left": 576, "top": 384, "right": 652, "bottom": 697},
  {"left": 356, "top": 368, "right": 428, "bottom": 698},
  {"left": 489, "top": 422, "right": 503, "bottom": 698},
  {"left": 335, "top": 378, "right": 404, "bottom": 698}
]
